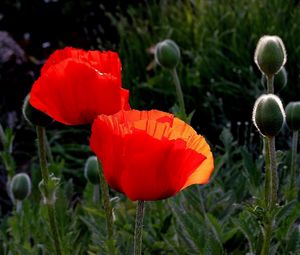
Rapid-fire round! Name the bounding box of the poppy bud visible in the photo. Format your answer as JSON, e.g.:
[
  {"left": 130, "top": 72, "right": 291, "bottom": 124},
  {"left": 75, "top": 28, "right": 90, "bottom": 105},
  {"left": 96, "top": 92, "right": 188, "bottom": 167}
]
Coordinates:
[
  {"left": 254, "top": 35, "right": 286, "bottom": 77},
  {"left": 261, "top": 67, "right": 287, "bottom": 92},
  {"left": 252, "top": 94, "right": 285, "bottom": 137},
  {"left": 22, "top": 94, "right": 53, "bottom": 127},
  {"left": 285, "top": 102, "right": 300, "bottom": 131},
  {"left": 84, "top": 156, "right": 100, "bottom": 185},
  {"left": 11, "top": 173, "right": 31, "bottom": 201},
  {"left": 39, "top": 174, "right": 60, "bottom": 204},
  {"left": 155, "top": 39, "right": 180, "bottom": 69}
]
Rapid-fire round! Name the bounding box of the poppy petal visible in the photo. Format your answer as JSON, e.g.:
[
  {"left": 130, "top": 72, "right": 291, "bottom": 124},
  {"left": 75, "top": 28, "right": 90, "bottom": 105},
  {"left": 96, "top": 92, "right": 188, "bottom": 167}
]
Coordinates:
[
  {"left": 41, "top": 47, "right": 122, "bottom": 81},
  {"left": 90, "top": 110, "right": 214, "bottom": 201},
  {"left": 30, "top": 59, "right": 123, "bottom": 125}
]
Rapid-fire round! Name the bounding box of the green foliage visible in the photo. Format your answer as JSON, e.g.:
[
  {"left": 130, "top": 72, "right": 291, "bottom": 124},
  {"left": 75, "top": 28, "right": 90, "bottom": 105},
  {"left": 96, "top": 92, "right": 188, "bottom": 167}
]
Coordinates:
[
  {"left": 109, "top": 0, "right": 300, "bottom": 138},
  {"left": 2, "top": 1, "right": 300, "bottom": 254}
]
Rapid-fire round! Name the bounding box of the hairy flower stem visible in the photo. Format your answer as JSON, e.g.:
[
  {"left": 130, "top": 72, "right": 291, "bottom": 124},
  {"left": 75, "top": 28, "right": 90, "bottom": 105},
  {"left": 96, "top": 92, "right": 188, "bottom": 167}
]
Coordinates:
[
  {"left": 261, "top": 136, "right": 277, "bottom": 255},
  {"left": 289, "top": 130, "right": 298, "bottom": 200},
  {"left": 36, "top": 126, "right": 62, "bottom": 255},
  {"left": 266, "top": 75, "right": 274, "bottom": 94},
  {"left": 264, "top": 137, "right": 271, "bottom": 208},
  {"left": 98, "top": 162, "right": 114, "bottom": 239},
  {"left": 44, "top": 130, "right": 54, "bottom": 164},
  {"left": 260, "top": 219, "right": 272, "bottom": 255},
  {"left": 269, "top": 137, "right": 278, "bottom": 207},
  {"left": 16, "top": 200, "right": 22, "bottom": 214},
  {"left": 171, "top": 68, "right": 187, "bottom": 122},
  {"left": 134, "top": 200, "right": 145, "bottom": 255}
]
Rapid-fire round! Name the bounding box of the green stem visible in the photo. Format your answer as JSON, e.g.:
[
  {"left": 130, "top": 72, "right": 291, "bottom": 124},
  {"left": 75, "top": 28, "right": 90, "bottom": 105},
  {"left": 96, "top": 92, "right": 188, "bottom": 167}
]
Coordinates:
[
  {"left": 44, "top": 131, "right": 54, "bottom": 164},
  {"left": 170, "top": 68, "right": 187, "bottom": 121},
  {"left": 98, "top": 161, "right": 114, "bottom": 239},
  {"left": 264, "top": 137, "right": 271, "bottom": 208},
  {"left": 266, "top": 75, "right": 274, "bottom": 94},
  {"left": 268, "top": 137, "right": 277, "bottom": 207},
  {"left": 260, "top": 136, "right": 277, "bottom": 255},
  {"left": 289, "top": 130, "right": 298, "bottom": 199},
  {"left": 134, "top": 200, "right": 145, "bottom": 255},
  {"left": 260, "top": 220, "right": 272, "bottom": 255},
  {"left": 16, "top": 200, "right": 22, "bottom": 214},
  {"left": 36, "top": 126, "right": 62, "bottom": 255}
]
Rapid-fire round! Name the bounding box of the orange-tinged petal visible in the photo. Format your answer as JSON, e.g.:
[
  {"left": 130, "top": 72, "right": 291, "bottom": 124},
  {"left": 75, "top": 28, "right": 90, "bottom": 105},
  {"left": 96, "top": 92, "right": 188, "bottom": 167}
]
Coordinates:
[
  {"left": 90, "top": 110, "right": 214, "bottom": 201},
  {"left": 181, "top": 135, "right": 214, "bottom": 188}
]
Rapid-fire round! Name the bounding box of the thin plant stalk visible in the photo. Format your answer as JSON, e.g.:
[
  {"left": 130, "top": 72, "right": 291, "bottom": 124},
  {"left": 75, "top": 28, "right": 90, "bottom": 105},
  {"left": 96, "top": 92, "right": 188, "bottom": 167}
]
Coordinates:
[
  {"left": 289, "top": 130, "right": 298, "bottom": 199},
  {"left": 16, "top": 200, "right": 22, "bottom": 214},
  {"left": 260, "top": 219, "right": 272, "bottom": 255},
  {"left": 98, "top": 162, "right": 114, "bottom": 239},
  {"left": 44, "top": 130, "right": 54, "bottom": 164},
  {"left": 266, "top": 75, "right": 274, "bottom": 94},
  {"left": 269, "top": 136, "right": 278, "bottom": 207},
  {"left": 261, "top": 136, "right": 277, "bottom": 255},
  {"left": 170, "top": 68, "right": 187, "bottom": 121},
  {"left": 36, "top": 126, "right": 62, "bottom": 255},
  {"left": 263, "top": 137, "right": 271, "bottom": 208},
  {"left": 134, "top": 200, "right": 145, "bottom": 255}
]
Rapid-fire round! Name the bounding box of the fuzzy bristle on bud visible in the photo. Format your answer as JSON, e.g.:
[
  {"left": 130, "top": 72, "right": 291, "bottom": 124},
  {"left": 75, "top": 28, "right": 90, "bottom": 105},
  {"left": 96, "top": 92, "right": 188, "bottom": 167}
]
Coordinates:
[
  {"left": 254, "top": 35, "right": 287, "bottom": 77},
  {"left": 261, "top": 67, "right": 287, "bottom": 93},
  {"left": 84, "top": 156, "right": 100, "bottom": 185},
  {"left": 154, "top": 39, "right": 180, "bottom": 69},
  {"left": 252, "top": 94, "right": 285, "bottom": 137},
  {"left": 11, "top": 173, "right": 32, "bottom": 201},
  {"left": 285, "top": 102, "right": 300, "bottom": 131},
  {"left": 22, "top": 94, "right": 53, "bottom": 127}
]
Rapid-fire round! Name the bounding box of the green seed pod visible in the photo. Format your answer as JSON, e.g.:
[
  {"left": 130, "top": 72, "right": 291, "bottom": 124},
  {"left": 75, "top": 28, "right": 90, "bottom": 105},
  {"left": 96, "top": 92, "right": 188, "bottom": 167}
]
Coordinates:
[
  {"left": 155, "top": 39, "right": 180, "bottom": 69},
  {"left": 11, "top": 173, "right": 31, "bottom": 201},
  {"left": 254, "top": 35, "right": 286, "bottom": 77},
  {"left": 22, "top": 94, "right": 53, "bottom": 127},
  {"left": 84, "top": 156, "right": 100, "bottom": 185},
  {"left": 261, "top": 67, "right": 288, "bottom": 92},
  {"left": 252, "top": 94, "right": 285, "bottom": 137},
  {"left": 285, "top": 102, "right": 300, "bottom": 131}
]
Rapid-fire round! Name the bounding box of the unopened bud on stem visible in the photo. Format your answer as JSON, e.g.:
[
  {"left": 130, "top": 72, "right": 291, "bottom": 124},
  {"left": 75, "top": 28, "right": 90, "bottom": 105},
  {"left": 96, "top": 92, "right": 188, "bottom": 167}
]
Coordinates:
[
  {"left": 155, "top": 39, "right": 180, "bottom": 70},
  {"left": 11, "top": 173, "right": 31, "bottom": 201},
  {"left": 84, "top": 156, "right": 100, "bottom": 185},
  {"left": 254, "top": 35, "right": 286, "bottom": 77},
  {"left": 252, "top": 94, "right": 285, "bottom": 137}
]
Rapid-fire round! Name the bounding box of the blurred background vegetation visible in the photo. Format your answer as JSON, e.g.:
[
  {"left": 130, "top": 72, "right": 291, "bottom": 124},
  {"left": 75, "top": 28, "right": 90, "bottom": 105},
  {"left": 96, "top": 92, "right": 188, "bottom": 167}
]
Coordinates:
[{"left": 1, "top": 0, "right": 300, "bottom": 254}]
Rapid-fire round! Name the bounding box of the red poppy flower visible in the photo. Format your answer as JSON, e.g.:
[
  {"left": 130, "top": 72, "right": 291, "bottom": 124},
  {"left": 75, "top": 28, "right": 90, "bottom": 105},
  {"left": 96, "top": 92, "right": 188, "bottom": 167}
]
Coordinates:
[
  {"left": 90, "top": 109, "right": 214, "bottom": 201},
  {"left": 29, "top": 47, "right": 130, "bottom": 125}
]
